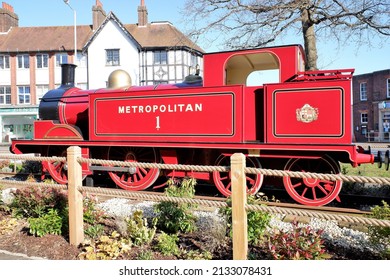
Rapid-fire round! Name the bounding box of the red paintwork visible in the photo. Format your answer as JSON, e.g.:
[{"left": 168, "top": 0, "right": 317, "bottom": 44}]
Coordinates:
[
  {"left": 203, "top": 45, "right": 305, "bottom": 86},
  {"left": 89, "top": 87, "right": 239, "bottom": 142},
  {"left": 34, "top": 121, "right": 83, "bottom": 140},
  {"left": 57, "top": 89, "right": 90, "bottom": 125},
  {"left": 265, "top": 78, "right": 352, "bottom": 144},
  {"left": 11, "top": 44, "right": 375, "bottom": 206}
]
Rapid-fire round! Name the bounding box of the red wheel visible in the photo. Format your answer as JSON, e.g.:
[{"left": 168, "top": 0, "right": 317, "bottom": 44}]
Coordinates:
[
  {"left": 213, "top": 155, "right": 263, "bottom": 197},
  {"left": 283, "top": 156, "right": 342, "bottom": 206},
  {"left": 107, "top": 147, "right": 160, "bottom": 191},
  {"left": 42, "top": 146, "right": 68, "bottom": 184}
]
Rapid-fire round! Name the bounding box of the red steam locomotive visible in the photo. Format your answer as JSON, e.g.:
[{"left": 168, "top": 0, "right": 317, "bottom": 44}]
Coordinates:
[{"left": 11, "top": 44, "right": 374, "bottom": 206}]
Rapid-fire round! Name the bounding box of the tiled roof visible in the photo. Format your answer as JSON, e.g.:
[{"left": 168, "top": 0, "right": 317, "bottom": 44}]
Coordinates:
[
  {"left": 0, "top": 25, "right": 93, "bottom": 53},
  {"left": 125, "top": 22, "right": 204, "bottom": 53},
  {"left": 0, "top": 17, "right": 203, "bottom": 54}
]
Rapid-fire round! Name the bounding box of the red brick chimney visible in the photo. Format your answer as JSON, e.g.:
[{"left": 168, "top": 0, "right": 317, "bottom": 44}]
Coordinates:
[
  {"left": 138, "top": 0, "right": 148, "bottom": 27},
  {"left": 92, "top": 0, "right": 106, "bottom": 31},
  {"left": 0, "top": 2, "right": 18, "bottom": 32}
]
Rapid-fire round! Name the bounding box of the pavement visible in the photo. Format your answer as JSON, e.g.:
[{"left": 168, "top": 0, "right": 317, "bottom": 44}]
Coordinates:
[{"left": 0, "top": 249, "right": 45, "bottom": 260}]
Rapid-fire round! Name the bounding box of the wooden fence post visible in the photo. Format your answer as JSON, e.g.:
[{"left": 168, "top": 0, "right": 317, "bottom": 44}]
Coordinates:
[
  {"left": 231, "top": 153, "right": 248, "bottom": 260},
  {"left": 67, "top": 146, "right": 84, "bottom": 246}
]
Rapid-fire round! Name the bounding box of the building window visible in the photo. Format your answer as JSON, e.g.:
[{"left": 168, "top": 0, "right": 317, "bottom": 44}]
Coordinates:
[
  {"left": 18, "top": 86, "right": 30, "bottom": 104},
  {"left": 361, "top": 113, "right": 368, "bottom": 123},
  {"left": 154, "top": 50, "right": 168, "bottom": 65},
  {"left": 106, "top": 49, "right": 120, "bottom": 66},
  {"left": 387, "top": 79, "right": 390, "bottom": 98},
  {"left": 17, "top": 54, "right": 30, "bottom": 69},
  {"left": 36, "top": 54, "right": 49, "bottom": 68},
  {"left": 0, "top": 86, "right": 11, "bottom": 104},
  {"left": 0, "top": 55, "right": 10, "bottom": 69},
  {"left": 56, "top": 53, "right": 68, "bottom": 67},
  {"left": 36, "top": 85, "right": 48, "bottom": 103},
  {"left": 360, "top": 82, "right": 367, "bottom": 101}
]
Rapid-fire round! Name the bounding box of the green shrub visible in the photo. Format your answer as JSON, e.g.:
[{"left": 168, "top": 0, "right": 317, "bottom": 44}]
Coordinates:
[
  {"left": 371, "top": 200, "right": 390, "bottom": 220},
  {"left": 84, "top": 224, "right": 105, "bottom": 239},
  {"left": 367, "top": 200, "right": 390, "bottom": 258},
  {"left": 266, "top": 221, "right": 331, "bottom": 260},
  {"left": 154, "top": 177, "right": 197, "bottom": 234},
  {"left": 126, "top": 210, "right": 157, "bottom": 246},
  {"left": 165, "top": 177, "right": 196, "bottom": 198},
  {"left": 28, "top": 208, "right": 63, "bottom": 237},
  {"left": 154, "top": 201, "right": 197, "bottom": 233},
  {"left": 220, "top": 195, "right": 271, "bottom": 244},
  {"left": 155, "top": 232, "right": 180, "bottom": 256}
]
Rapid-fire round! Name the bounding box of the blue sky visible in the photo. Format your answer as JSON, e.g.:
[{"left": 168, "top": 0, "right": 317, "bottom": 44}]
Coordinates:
[{"left": 7, "top": 0, "right": 390, "bottom": 75}]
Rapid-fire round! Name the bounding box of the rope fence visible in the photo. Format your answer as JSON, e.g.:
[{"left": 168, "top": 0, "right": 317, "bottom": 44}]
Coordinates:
[
  {"left": 1, "top": 147, "right": 390, "bottom": 259},
  {"left": 3, "top": 152, "right": 390, "bottom": 185}
]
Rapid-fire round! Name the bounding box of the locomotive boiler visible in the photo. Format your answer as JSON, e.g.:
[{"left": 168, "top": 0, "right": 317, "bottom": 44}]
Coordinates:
[{"left": 11, "top": 44, "right": 375, "bottom": 206}]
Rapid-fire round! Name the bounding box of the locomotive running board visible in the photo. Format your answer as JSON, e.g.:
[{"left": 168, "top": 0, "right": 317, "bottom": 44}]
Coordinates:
[{"left": 89, "top": 165, "right": 137, "bottom": 174}]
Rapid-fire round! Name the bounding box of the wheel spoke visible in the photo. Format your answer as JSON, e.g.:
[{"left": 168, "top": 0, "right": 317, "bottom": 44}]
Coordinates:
[
  {"left": 316, "top": 184, "right": 330, "bottom": 196},
  {"left": 292, "top": 182, "right": 302, "bottom": 188},
  {"left": 311, "top": 187, "right": 317, "bottom": 200},
  {"left": 226, "top": 182, "right": 232, "bottom": 192},
  {"left": 301, "top": 187, "right": 308, "bottom": 197}
]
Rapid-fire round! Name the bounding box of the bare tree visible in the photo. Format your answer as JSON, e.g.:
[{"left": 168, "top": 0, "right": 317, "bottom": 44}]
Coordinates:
[{"left": 182, "top": 0, "right": 390, "bottom": 70}]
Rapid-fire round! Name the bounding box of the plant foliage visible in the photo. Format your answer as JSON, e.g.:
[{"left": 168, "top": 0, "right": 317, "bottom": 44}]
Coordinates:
[
  {"left": 78, "top": 231, "right": 132, "bottom": 260},
  {"left": 10, "top": 186, "right": 67, "bottom": 218},
  {"left": 266, "top": 220, "right": 331, "bottom": 260},
  {"left": 126, "top": 210, "right": 157, "bottom": 246},
  {"left": 154, "top": 177, "right": 197, "bottom": 234},
  {"left": 154, "top": 232, "right": 180, "bottom": 256},
  {"left": 367, "top": 200, "right": 390, "bottom": 258},
  {"left": 220, "top": 195, "right": 271, "bottom": 244},
  {"left": 28, "top": 208, "right": 63, "bottom": 237}
]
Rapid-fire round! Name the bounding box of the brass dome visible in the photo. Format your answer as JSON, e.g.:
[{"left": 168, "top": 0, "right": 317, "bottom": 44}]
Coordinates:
[{"left": 107, "top": 69, "right": 132, "bottom": 89}]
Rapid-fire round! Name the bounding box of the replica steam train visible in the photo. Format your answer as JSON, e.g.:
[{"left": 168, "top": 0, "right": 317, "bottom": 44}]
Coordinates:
[{"left": 11, "top": 44, "right": 375, "bottom": 206}]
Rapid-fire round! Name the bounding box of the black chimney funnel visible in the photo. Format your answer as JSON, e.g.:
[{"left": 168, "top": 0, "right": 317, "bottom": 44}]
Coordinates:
[{"left": 60, "top": 63, "right": 76, "bottom": 88}]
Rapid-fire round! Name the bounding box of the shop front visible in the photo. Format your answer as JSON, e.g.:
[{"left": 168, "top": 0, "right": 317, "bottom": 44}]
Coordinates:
[{"left": 0, "top": 107, "right": 38, "bottom": 143}]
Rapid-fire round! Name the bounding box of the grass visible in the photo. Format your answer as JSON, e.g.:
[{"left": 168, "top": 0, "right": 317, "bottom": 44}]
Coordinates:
[{"left": 341, "top": 162, "right": 390, "bottom": 178}]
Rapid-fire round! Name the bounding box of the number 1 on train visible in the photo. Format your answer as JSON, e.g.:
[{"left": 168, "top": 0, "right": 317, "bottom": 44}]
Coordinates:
[{"left": 156, "top": 116, "right": 160, "bottom": 130}]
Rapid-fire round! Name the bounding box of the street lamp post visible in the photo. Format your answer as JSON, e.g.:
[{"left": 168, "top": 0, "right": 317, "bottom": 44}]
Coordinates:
[{"left": 63, "top": 0, "right": 77, "bottom": 68}]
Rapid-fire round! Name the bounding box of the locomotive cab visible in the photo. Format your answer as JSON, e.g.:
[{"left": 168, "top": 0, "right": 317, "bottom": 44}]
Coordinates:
[{"left": 225, "top": 52, "right": 280, "bottom": 86}]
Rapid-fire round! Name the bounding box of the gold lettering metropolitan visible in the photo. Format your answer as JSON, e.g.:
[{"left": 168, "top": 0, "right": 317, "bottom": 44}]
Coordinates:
[{"left": 118, "top": 103, "right": 203, "bottom": 114}]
